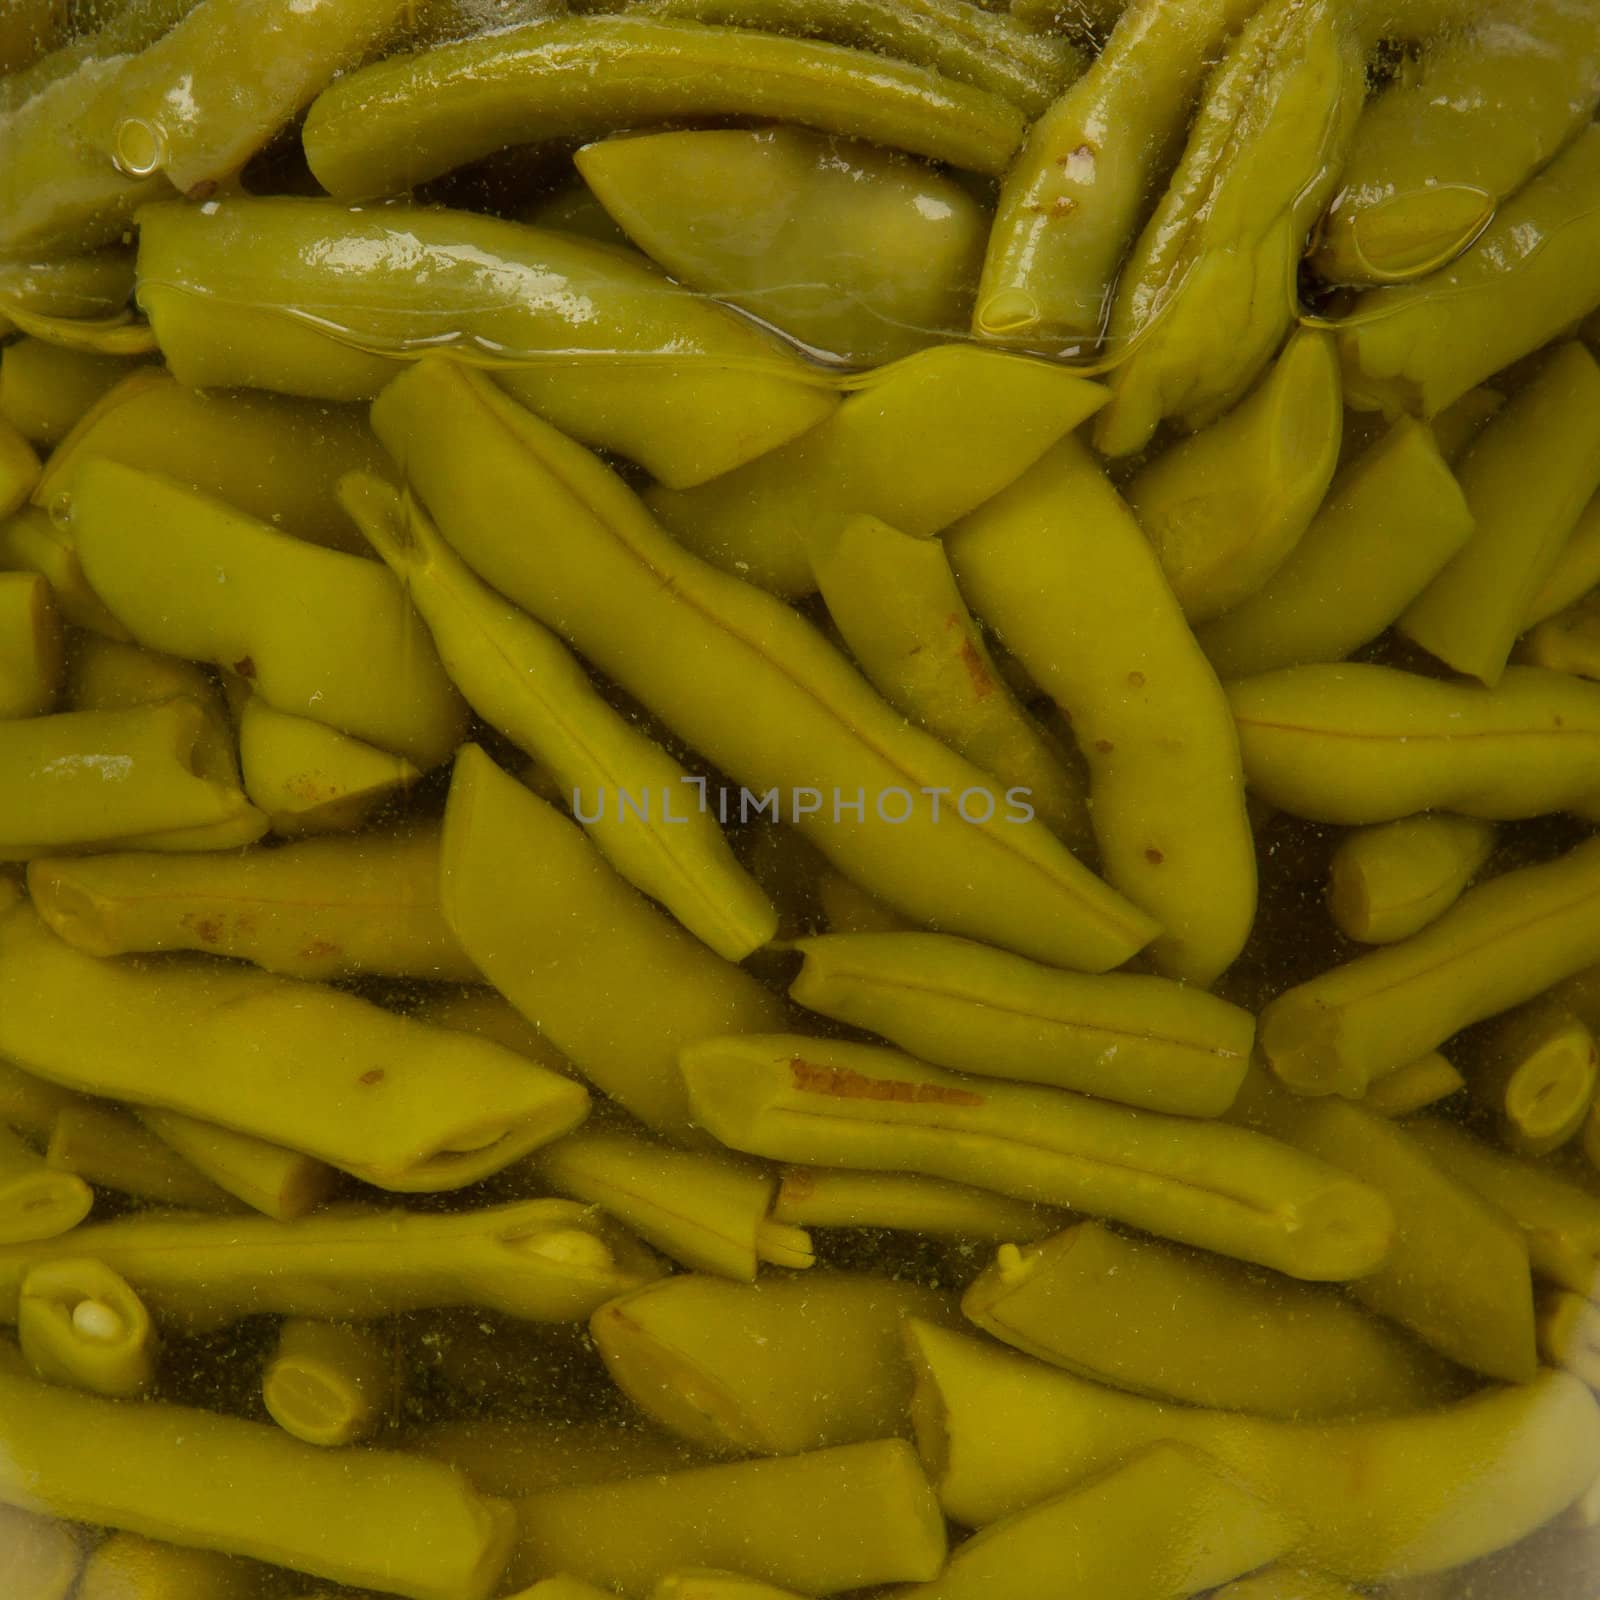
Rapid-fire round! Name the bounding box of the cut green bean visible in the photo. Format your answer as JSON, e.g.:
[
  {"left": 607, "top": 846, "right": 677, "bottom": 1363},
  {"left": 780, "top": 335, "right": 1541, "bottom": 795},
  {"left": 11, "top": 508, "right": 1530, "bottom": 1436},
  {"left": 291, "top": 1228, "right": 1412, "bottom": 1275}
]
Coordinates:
[
  {"left": 1339, "top": 126, "right": 1600, "bottom": 418},
  {"left": 976, "top": 0, "right": 1261, "bottom": 347},
  {"left": 0, "top": 1124, "right": 92, "bottom": 1246},
  {"left": 1260, "top": 835, "right": 1600, "bottom": 1096},
  {"left": 406, "top": 985, "right": 575, "bottom": 1082},
  {"left": 900, "top": 1441, "right": 1290, "bottom": 1600},
  {"left": 1364, "top": 1053, "right": 1465, "bottom": 1118},
  {"left": 1228, "top": 664, "right": 1600, "bottom": 824},
  {"left": 651, "top": 1575, "right": 804, "bottom": 1600},
  {"left": 788, "top": 931, "right": 1254, "bottom": 1116},
  {"left": 947, "top": 436, "right": 1254, "bottom": 984},
  {"left": 303, "top": 17, "right": 1026, "bottom": 197},
  {"left": 772, "top": 1166, "right": 1066, "bottom": 1241},
  {"left": 526, "top": 1126, "right": 812, "bottom": 1281},
  {"left": 0, "top": 413, "right": 42, "bottom": 520},
  {"left": 441, "top": 745, "right": 785, "bottom": 1141},
  {"left": 0, "top": 896, "right": 590, "bottom": 1191},
  {"left": 1093, "top": 0, "right": 1364, "bottom": 455},
  {"left": 1125, "top": 329, "right": 1342, "bottom": 624},
  {"left": 905, "top": 1319, "right": 1600, "bottom": 1579},
  {"left": 1526, "top": 491, "right": 1600, "bottom": 628},
  {"left": 1399, "top": 342, "right": 1600, "bottom": 684},
  {"left": 134, "top": 196, "right": 835, "bottom": 490},
  {"left": 263, "top": 1319, "right": 392, "bottom": 1448},
  {"left": 1209, "top": 1569, "right": 1368, "bottom": 1600},
  {"left": 0, "top": 570, "right": 63, "bottom": 718},
  {"left": 28, "top": 827, "right": 476, "bottom": 981},
  {"left": 1538, "top": 1289, "right": 1600, "bottom": 1393},
  {"left": 19, "top": 1258, "right": 157, "bottom": 1399},
  {"left": 0, "top": 339, "right": 139, "bottom": 447},
  {"left": 815, "top": 867, "right": 915, "bottom": 936},
  {"left": 1314, "top": 0, "right": 1600, "bottom": 286},
  {"left": 75, "top": 1533, "right": 271, "bottom": 1600},
  {"left": 67, "top": 631, "right": 215, "bottom": 713},
  {"left": 1459, "top": 999, "right": 1598, "bottom": 1158},
  {"left": 45, "top": 1101, "right": 239, "bottom": 1213},
  {"left": 0, "top": 504, "right": 129, "bottom": 638},
  {"left": 344, "top": 473, "right": 774, "bottom": 962},
  {"left": 808, "top": 514, "right": 1090, "bottom": 847},
  {"left": 0, "top": 1357, "right": 516, "bottom": 1600},
  {"left": 0, "top": 248, "right": 134, "bottom": 323},
  {"left": 681, "top": 1034, "right": 1392, "bottom": 1281},
  {"left": 593, "top": 1270, "right": 952, "bottom": 1454},
  {"left": 646, "top": 343, "right": 1106, "bottom": 598},
  {"left": 134, "top": 1108, "right": 338, "bottom": 1222},
  {"left": 1522, "top": 589, "right": 1600, "bottom": 681},
  {"left": 0, "top": 1502, "right": 83, "bottom": 1600},
  {"left": 509, "top": 1439, "right": 946, "bottom": 1594},
  {"left": 1327, "top": 815, "right": 1497, "bottom": 944},
  {"left": 962, "top": 1220, "right": 1458, "bottom": 1416},
  {"left": 381, "top": 362, "right": 1154, "bottom": 974}
]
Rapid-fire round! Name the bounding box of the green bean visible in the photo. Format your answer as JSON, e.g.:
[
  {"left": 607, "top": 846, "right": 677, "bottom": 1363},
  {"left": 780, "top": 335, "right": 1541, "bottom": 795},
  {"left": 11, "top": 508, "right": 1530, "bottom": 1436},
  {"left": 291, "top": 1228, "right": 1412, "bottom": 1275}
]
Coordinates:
[
  {"left": 45, "top": 1101, "right": 240, "bottom": 1213},
  {"left": 1327, "top": 815, "right": 1497, "bottom": 944},
  {"left": 0, "top": 896, "right": 590, "bottom": 1191},
  {"left": 0, "top": 1502, "right": 83, "bottom": 1600},
  {"left": 381, "top": 362, "right": 1154, "bottom": 973},
  {"left": 1364, "top": 1053, "right": 1465, "bottom": 1118},
  {"left": 899, "top": 1441, "right": 1290, "bottom": 1600},
  {"left": 651, "top": 1575, "right": 804, "bottom": 1600},
  {"left": 441, "top": 746, "right": 786, "bottom": 1141},
  {"left": 0, "top": 1124, "right": 91, "bottom": 1246},
  {"left": 508, "top": 1439, "right": 946, "bottom": 1594},
  {"left": 0, "top": 1355, "right": 516, "bottom": 1600},
  {"left": 345, "top": 474, "right": 774, "bottom": 962},
  {"left": 27, "top": 828, "right": 475, "bottom": 981},
  {"left": 787, "top": 931, "right": 1254, "bottom": 1115},
  {"left": 406, "top": 985, "right": 575, "bottom": 1082},
  {"left": 596, "top": 0, "right": 1081, "bottom": 115},
  {"left": 18, "top": 1258, "right": 157, "bottom": 1399},
  {"left": 134, "top": 196, "right": 836, "bottom": 490},
  {"left": 1522, "top": 589, "right": 1600, "bottom": 680},
  {"left": 0, "top": 571, "right": 63, "bottom": 718},
  {"left": 575, "top": 127, "right": 987, "bottom": 368},
  {"left": 74, "top": 1532, "right": 272, "bottom": 1600},
  {"left": 593, "top": 1270, "right": 952, "bottom": 1455},
  {"left": 1314, "top": 0, "right": 1600, "bottom": 285},
  {"left": 976, "top": 0, "right": 1260, "bottom": 348},
  {"left": 133, "top": 1109, "right": 337, "bottom": 1222},
  {"left": 0, "top": 506, "right": 128, "bottom": 639},
  {"left": 1427, "top": 384, "right": 1506, "bottom": 464},
  {"left": 1526, "top": 491, "right": 1600, "bottom": 627},
  {"left": 527, "top": 1126, "right": 812, "bottom": 1281},
  {"left": 1537, "top": 1288, "right": 1600, "bottom": 1392},
  {"left": 1123, "top": 331, "right": 1343, "bottom": 623},
  {"left": 231, "top": 695, "right": 420, "bottom": 838},
  {"left": 0, "top": 700, "right": 262, "bottom": 859},
  {"left": 0, "top": 340, "right": 140, "bottom": 447},
  {"left": 68, "top": 460, "right": 467, "bottom": 769},
  {"left": 1339, "top": 125, "right": 1600, "bottom": 418},
  {"left": 302, "top": 17, "right": 1027, "bottom": 198},
  {"left": 1262, "top": 836, "right": 1600, "bottom": 1097},
  {"left": 0, "top": 0, "right": 195, "bottom": 117},
  {"left": 946, "top": 436, "right": 1254, "bottom": 984},
  {"left": 905, "top": 1319, "right": 1600, "bottom": 1578},
  {"left": 36, "top": 371, "right": 389, "bottom": 554},
  {"left": 1092, "top": 0, "right": 1364, "bottom": 456},
  {"left": 1227, "top": 664, "right": 1600, "bottom": 824},
  {"left": 1398, "top": 342, "right": 1600, "bottom": 683},
  {"left": 680, "top": 1034, "right": 1392, "bottom": 1280},
  {"left": 0, "top": 413, "right": 42, "bottom": 521},
  {"left": 1459, "top": 999, "right": 1598, "bottom": 1158},
  {"left": 78, "top": 0, "right": 416, "bottom": 196},
  {"left": 771, "top": 1166, "right": 1066, "bottom": 1241},
  {"left": 962, "top": 1220, "right": 1458, "bottom": 1417},
  {"left": 263, "top": 1319, "right": 392, "bottom": 1448},
  {"left": 1230, "top": 1074, "right": 1537, "bottom": 1380},
  {"left": 646, "top": 343, "right": 1106, "bottom": 597},
  {"left": 1209, "top": 1570, "right": 1365, "bottom": 1600},
  {"left": 513, "top": 1582, "right": 618, "bottom": 1600},
  {"left": 815, "top": 867, "right": 915, "bottom": 936},
  {"left": 0, "top": 249, "right": 133, "bottom": 325},
  {"left": 808, "top": 514, "right": 1090, "bottom": 847}
]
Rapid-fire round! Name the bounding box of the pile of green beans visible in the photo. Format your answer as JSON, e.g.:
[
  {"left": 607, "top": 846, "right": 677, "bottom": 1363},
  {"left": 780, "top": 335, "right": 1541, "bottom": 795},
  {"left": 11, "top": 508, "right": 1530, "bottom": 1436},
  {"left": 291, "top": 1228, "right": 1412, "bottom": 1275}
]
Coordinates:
[{"left": 3, "top": 0, "right": 1600, "bottom": 1597}]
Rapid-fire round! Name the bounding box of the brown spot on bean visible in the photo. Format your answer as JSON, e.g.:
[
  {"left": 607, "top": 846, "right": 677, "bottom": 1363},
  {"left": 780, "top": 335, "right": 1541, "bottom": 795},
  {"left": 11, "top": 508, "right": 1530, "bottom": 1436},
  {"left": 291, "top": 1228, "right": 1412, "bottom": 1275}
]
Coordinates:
[
  {"left": 788, "top": 1057, "right": 984, "bottom": 1107},
  {"left": 302, "top": 940, "right": 340, "bottom": 960},
  {"left": 180, "top": 911, "right": 225, "bottom": 944},
  {"left": 359, "top": 1068, "right": 386, "bottom": 1086},
  {"left": 1093, "top": 738, "right": 1115, "bottom": 754},
  {"left": 1145, "top": 847, "right": 1165, "bottom": 865},
  {"left": 233, "top": 656, "right": 255, "bottom": 679},
  {"left": 1128, "top": 670, "right": 1146, "bottom": 687},
  {"left": 956, "top": 636, "right": 995, "bottom": 700},
  {"left": 186, "top": 179, "right": 219, "bottom": 201}
]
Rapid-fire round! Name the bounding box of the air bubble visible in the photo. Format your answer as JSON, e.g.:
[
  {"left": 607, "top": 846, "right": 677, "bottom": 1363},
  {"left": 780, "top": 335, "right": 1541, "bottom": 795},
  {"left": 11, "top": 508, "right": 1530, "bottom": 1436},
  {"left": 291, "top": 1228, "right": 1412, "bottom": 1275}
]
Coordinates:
[{"left": 113, "top": 119, "right": 167, "bottom": 179}]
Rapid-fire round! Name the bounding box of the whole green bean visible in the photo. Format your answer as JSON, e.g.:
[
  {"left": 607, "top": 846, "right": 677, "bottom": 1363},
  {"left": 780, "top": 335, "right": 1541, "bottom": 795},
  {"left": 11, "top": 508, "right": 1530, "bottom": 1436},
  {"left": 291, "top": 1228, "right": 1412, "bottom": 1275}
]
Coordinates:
[
  {"left": 301, "top": 17, "right": 1027, "bottom": 197},
  {"left": 344, "top": 473, "right": 774, "bottom": 962},
  {"left": 680, "top": 1034, "right": 1392, "bottom": 1280},
  {"left": 976, "top": 0, "right": 1260, "bottom": 348},
  {"left": 946, "top": 436, "right": 1255, "bottom": 984},
  {"left": 1228, "top": 664, "right": 1600, "bottom": 824},
  {"left": 1314, "top": 0, "right": 1600, "bottom": 285},
  {"left": 0, "top": 1355, "right": 516, "bottom": 1600},
  {"left": 645, "top": 343, "right": 1107, "bottom": 597},
  {"left": 1339, "top": 125, "right": 1600, "bottom": 418},
  {"left": 1327, "top": 815, "right": 1497, "bottom": 944},
  {"left": 380, "top": 361, "right": 1154, "bottom": 974},
  {"left": 1259, "top": 835, "right": 1600, "bottom": 1096},
  {"left": 133, "top": 196, "right": 836, "bottom": 489},
  {"left": 905, "top": 1319, "right": 1600, "bottom": 1578},
  {"left": 1092, "top": 0, "right": 1364, "bottom": 455},
  {"left": 787, "top": 931, "right": 1254, "bottom": 1116},
  {"left": 962, "top": 1220, "right": 1458, "bottom": 1416},
  {"left": 18, "top": 1258, "right": 157, "bottom": 1400}
]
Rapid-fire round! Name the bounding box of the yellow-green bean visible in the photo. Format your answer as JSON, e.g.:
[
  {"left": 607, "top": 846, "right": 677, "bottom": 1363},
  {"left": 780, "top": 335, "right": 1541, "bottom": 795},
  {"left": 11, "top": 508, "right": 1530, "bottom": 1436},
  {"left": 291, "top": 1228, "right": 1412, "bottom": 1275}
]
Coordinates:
[
  {"left": 946, "top": 436, "right": 1254, "bottom": 984},
  {"left": 1364, "top": 1053, "right": 1466, "bottom": 1118},
  {"left": 0, "top": 1502, "right": 85, "bottom": 1600},
  {"left": 1209, "top": 1570, "right": 1365, "bottom": 1600},
  {"left": 0, "top": 1124, "right": 92, "bottom": 1246},
  {"left": 771, "top": 1166, "right": 1066, "bottom": 1242},
  {"left": 45, "top": 1101, "right": 239, "bottom": 1213},
  {"left": 0, "top": 248, "right": 135, "bottom": 324},
  {"left": 0, "top": 504, "right": 129, "bottom": 638},
  {"left": 1260, "top": 835, "right": 1600, "bottom": 1096},
  {"left": 0, "top": 339, "right": 139, "bottom": 447},
  {"left": 263, "top": 1319, "right": 392, "bottom": 1448},
  {"left": 1522, "top": 589, "right": 1600, "bottom": 681},
  {"left": 1460, "top": 1000, "right": 1598, "bottom": 1158},
  {"left": 19, "top": 1257, "right": 157, "bottom": 1399},
  {"left": 681, "top": 1034, "right": 1392, "bottom": 1280},
  {"left": 0, "top": 570, "right": 63, "bottom": 718},
  {"left": 0, "top": 413, "right": 42, "bottom": 520},
  {"left": 74, "top": 1532, "right": 271, "bottom": 1600},
  {"left": 133, "top": 1108, "right": 338, "bottom": 1222},
  {"left": 645, "top": 343, "right": 1107, "bottom": 597},
  {"left": 1327, "top": 815, "right": 1497, "bottom": 944},
  {"left": 1526, "top": 491, "right": 1600, "bottom": 627},
  {"left": 651, "top": 1575, "right": 803, "bottom": 1600}
]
